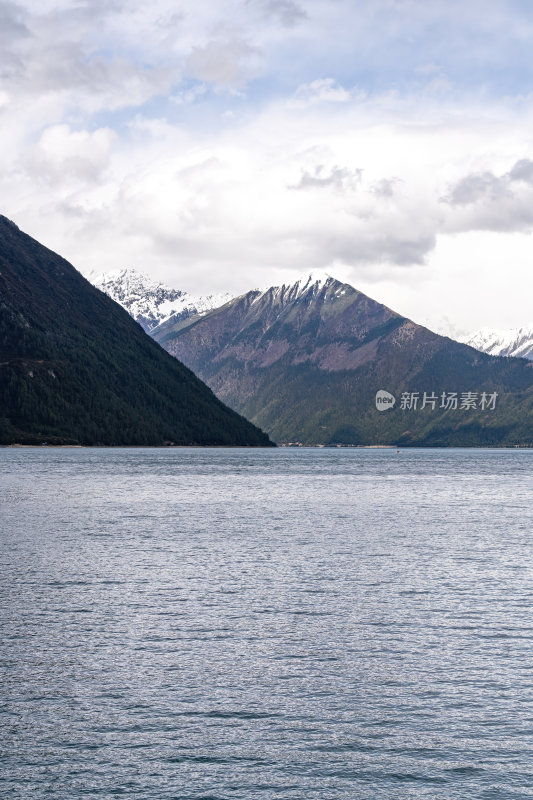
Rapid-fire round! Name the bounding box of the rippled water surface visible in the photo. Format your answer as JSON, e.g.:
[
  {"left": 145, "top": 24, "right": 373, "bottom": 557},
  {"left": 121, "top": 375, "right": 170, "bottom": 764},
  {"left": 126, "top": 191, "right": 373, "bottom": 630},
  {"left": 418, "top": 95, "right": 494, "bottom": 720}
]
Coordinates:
[{"left": 1, "top": 447, "right": 533, "bottom": 799}]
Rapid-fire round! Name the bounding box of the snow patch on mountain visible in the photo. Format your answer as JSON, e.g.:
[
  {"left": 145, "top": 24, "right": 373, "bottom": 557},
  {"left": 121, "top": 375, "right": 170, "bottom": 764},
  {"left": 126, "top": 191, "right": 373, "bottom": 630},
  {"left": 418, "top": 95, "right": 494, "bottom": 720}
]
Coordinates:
[
  {"left": 290, "top": 270, "right": 334, "bottom": 293},
  {"left": 251, "top": 270, "right": 347, "bottom": 306},
  {"left": 90, "top": 268, "right": 232, "bottom": 332},
  {"left": 463, "top": 323, "right": 533, "bottom": 360}
]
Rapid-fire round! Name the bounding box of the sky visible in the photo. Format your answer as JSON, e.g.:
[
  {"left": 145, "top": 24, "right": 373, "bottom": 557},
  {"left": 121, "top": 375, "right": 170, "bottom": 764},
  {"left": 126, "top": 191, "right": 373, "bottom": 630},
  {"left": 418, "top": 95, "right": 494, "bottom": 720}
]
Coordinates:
[{"left": 1, "top": 0, "right": 533, "bottom": 337}]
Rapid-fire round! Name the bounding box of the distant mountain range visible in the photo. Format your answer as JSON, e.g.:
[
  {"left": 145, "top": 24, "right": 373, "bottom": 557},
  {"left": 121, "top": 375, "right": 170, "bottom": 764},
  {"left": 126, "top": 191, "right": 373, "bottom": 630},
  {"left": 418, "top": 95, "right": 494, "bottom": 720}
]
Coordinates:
[
  {"left": 463, "top": 324, "right": 533, "bottom": 361},
  {"left": 91, "top": 267, "right": 533, "bottom": 446},
  {"left": 91, "top": 268, "right": 232, "bottom": 332},
  {"left": 0, "top": 217, "right": 272, "bottom": 447}
]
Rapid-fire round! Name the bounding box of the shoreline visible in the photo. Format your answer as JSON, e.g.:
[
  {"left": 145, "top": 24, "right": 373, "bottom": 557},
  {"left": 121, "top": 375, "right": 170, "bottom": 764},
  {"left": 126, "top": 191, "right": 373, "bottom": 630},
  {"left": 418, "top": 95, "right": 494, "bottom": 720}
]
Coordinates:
[{"left": 2, "top": 443, "right": 532, "bottom": 450}]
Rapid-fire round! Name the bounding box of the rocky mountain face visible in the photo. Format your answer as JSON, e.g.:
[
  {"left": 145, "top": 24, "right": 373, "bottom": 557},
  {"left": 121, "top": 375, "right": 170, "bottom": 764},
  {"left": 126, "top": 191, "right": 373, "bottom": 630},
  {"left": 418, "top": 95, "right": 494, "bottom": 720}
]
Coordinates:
[
  {"left": 91, "top": 268, "right": 232, "bottom": 332},
  {"left": 0, "top": 216, "right": 272, "bottom": 447},
  {"left": 152, "top": 272, "right": 533, "bottom": 446},
  {"left": 464, "top": 324, "right": 533, "bottom": 361}
]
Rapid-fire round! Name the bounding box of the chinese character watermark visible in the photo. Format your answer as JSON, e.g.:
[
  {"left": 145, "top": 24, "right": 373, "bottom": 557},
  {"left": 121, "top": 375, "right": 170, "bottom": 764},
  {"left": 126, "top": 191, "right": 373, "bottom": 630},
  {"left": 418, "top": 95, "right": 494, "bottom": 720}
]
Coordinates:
[{"left": 377, "top": 390, "right": 499, "bottom": 412}]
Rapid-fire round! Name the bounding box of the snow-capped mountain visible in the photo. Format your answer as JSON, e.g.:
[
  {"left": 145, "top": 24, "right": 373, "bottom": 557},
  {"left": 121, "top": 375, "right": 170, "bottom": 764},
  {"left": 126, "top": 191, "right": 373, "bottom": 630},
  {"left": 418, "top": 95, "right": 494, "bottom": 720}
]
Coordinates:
[
  {"left": 90, "top": 268, "right": 232, "bottom": 332},
  {"left": 254, "top": 270, "right": 343, "bottom": 303},
  {"left": 151, "top": 270, "right": 533, "bottom": 446},
  {"left": 241, "top": 271, "right": 356, "bottom": 315},
  {"left": 464, "top": 324, "right": 533, "bottom": 361},
  {"left": 153, "top": 270, "right": 358, "bottom": 344}
]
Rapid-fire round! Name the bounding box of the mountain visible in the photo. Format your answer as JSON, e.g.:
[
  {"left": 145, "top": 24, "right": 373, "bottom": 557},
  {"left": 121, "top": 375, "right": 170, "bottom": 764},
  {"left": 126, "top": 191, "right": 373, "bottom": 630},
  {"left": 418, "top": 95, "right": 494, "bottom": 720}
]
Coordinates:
[
  {"left": 463, "top": 324, "right": 533, "bottom": 361},
  {"left": 151, "top": 272, "right": 533, "bottom": 447},
  {"left": 0, "top": 216, "right": 272, "bottom": 447},
  {"left": 91, "top": 268, "right": 232, "bottom": 332}
]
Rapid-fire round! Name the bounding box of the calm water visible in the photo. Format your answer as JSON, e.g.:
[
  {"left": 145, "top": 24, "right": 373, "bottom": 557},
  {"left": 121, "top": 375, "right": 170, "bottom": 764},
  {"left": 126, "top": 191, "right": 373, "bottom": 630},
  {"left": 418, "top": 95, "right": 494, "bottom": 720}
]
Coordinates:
[{"left": 1, "top": 447, "right": 532, "bottom": 799}]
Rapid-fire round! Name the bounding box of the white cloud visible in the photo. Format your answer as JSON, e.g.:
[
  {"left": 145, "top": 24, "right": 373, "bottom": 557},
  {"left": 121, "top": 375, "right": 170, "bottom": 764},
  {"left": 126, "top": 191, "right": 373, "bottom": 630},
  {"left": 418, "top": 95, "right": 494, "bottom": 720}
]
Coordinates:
[
  {"left": 442, "top": 159, "right": 533, "bottom": 234},
  {"left": 287, "top": 79, "right": 355, "bottom": 109},
  {"left": 445, "top": 171, "right": 507, "bottom": 206},
  {"left": 25, "top": 125, "right": 115, "bottom": 184},
  {"left": 290, "top": 165, "right": 363, "bottom": 191},
  {"left": 170, "top": 83, "right": 208, "bottom": 105},
  {"left": 250, "top": 0, "right": 307, "bottom": 27},
  {"left": 186, "top": 37, "right": 262, "bottom": 90}
]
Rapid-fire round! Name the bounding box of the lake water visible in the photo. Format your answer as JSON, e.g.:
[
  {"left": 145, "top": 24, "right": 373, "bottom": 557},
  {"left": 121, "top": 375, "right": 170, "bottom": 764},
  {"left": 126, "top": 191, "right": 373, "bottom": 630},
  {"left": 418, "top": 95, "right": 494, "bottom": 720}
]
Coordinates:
[{"left": 1, "top": 447, "right": 532, "bottom": 799}]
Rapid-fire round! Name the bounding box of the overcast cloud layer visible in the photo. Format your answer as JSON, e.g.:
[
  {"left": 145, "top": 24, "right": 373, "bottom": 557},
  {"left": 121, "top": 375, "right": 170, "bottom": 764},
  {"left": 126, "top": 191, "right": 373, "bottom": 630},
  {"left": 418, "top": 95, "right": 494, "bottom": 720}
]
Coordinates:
[{"left": 2, "top": 0, "right": 533, "bottom": 334}]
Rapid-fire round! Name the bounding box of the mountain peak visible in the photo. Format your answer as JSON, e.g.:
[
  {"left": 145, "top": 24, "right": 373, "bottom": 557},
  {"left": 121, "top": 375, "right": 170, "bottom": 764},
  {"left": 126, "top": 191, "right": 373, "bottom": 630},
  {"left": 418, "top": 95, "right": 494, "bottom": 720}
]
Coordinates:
[
  {"left": 90, "top": 269, "right": 233, "bottom": 333},
  {"left": 89, "top": 267, "right": 177, "bottom": 296},
  {"left": 250, "top": 270, "right": 344, "bottom": 306},
  {"left": 464, "top": 322, "right": 533, "bottom": 360},
  {"left": 0, "top": 214, "right": 19, "bottom": 231},
  {"left": 291, "top": 269, "right": 334, "bottom": 288}
]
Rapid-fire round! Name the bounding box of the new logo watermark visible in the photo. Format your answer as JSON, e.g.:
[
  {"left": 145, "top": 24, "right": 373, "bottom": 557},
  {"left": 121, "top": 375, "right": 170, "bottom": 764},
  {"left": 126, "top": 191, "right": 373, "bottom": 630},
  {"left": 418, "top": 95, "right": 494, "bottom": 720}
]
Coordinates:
[
  {"left": 375, "top": 390, "right": 396, "bottom": 411},
  {"left": 376, "top": 390, "right": 499, "bottom": 412}
]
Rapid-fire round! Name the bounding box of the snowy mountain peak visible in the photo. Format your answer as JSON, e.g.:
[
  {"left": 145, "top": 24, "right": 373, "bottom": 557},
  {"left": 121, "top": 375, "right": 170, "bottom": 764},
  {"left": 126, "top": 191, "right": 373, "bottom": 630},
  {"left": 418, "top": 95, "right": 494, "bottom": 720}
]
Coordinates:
[
  {"left": 90, "top": 268, "right": 233, "bottom": 332},
  {"left": 283, "top": 270, "right": 337, "bottom": 298},
  {"left": 278, "top": 270, "right": 355, "bottom": 304},
  {"left": 293, "top": 269, "right": 333, "bottom": 289},
  {"left": 90, "top": 268, "right": 180, "bottom": 300},
  {"left": 464, "top": 322, "right": 533, "bottom": 361},
  {"left": 248, "top": 270, "right": 351, "bottom": 308}
]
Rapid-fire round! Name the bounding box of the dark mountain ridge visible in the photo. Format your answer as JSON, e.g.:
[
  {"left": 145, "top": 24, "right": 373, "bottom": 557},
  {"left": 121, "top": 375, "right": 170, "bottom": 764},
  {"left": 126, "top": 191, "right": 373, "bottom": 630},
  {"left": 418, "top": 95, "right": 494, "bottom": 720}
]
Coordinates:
[{"left": 0, "top": 216, "right": 272, "bottom": 446}]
